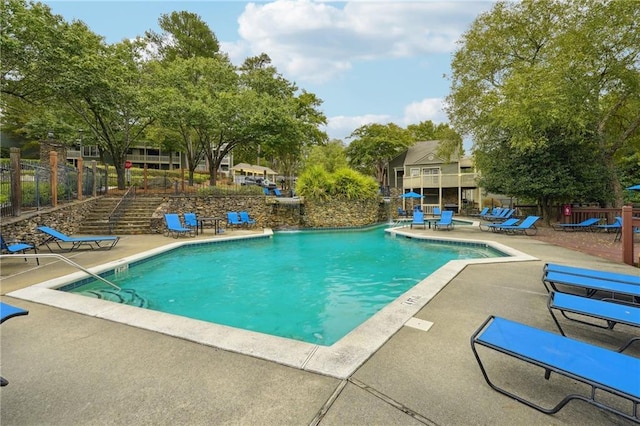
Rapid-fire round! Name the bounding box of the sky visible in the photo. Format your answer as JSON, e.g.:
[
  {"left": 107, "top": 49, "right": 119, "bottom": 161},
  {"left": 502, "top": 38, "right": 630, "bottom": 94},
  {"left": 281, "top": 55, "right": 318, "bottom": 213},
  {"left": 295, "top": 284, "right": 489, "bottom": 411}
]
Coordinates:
[{"left": 42, "top": 1, "right": 495, "bottom": 143}]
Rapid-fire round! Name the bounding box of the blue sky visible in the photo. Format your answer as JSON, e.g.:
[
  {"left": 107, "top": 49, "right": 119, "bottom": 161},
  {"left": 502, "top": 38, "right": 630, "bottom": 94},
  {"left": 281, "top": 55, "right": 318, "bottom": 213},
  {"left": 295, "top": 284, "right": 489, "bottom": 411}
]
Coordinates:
[{"left": 42, "top": 1, "right": 494, "bottom": 142}]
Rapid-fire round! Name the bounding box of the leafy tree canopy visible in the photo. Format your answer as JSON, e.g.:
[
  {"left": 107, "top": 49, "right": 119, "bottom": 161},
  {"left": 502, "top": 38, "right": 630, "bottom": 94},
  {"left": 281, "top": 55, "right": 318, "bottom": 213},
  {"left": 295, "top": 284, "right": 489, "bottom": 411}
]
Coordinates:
[{"left": 446, "top": 0, "right": 640, "bottom": 213}]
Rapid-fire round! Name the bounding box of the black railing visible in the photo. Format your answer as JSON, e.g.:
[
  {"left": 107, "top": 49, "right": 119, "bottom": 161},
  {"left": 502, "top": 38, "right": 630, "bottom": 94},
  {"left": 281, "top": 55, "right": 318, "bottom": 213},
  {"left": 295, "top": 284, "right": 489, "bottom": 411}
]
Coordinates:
[{"left": 108, "top": 185, "right": 136, "bottom": 234}]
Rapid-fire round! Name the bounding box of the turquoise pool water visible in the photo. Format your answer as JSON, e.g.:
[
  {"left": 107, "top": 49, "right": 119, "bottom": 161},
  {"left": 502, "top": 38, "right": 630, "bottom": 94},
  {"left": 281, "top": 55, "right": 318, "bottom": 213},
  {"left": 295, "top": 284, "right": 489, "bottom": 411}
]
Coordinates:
[{"left": 65, "top": 227, "right": 504, "bottom": 345}]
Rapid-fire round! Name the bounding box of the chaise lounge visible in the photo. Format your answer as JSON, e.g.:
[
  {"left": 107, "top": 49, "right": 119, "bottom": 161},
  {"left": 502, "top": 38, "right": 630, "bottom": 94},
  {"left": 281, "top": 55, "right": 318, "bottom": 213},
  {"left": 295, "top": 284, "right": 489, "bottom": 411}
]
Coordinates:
[
  {"left": 551, "top": 217, "right": 601, "bottom": 232},
  {"left": 471, "top": 315, "right": 640, "bottom": 423},
  {"left": 163, "top": 214, "right": 195, "bottom": 238},
  {"left": 0, "top": 302, "right": 29, "bottom": 387},
  {"left": 37, "top": 226, "right": 120, "bottom": 251},
  {"left": 1, "top": 235, "right": 39, "bottom": 265}
]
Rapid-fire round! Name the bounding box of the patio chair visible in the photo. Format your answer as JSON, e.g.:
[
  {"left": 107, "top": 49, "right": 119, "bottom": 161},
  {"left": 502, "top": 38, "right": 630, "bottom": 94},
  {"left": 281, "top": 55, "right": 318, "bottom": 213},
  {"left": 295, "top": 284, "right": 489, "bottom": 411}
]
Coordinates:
[
  {"left": 432, "top": 207, "right": 441, "bottom": 217},
  {"left": 542, "top": 268, "right": 640, "bottom": 302},
  {"left": 410, "top": 210, "right": 426, "bottom": 229},
  {"left": 37, "top": 226, "right": 120, "bottom": 251},
  {"left": 0, "top": 302, "right": 29, "bottom": 387},
  {"left": 594, "top": 216, "right": 622, "bottom": 233},
  {"left": 483, "top": 208, "right": 514, "bottom": 222},
  {"left": 239, "top": 211, "right": 256, "bottom": 227},
  {"left": 471, "top": 315, "right": 640, "bottom": 423},
  {"left": 434, "top": 210, "right": 454, "bottom": 230},
  {"left": 227, "top": 212, "right": 243, "bottom": 228},
  {"left": 543, "top": 263, "right": 640, "bottom": 286},
  {"left": 551, "top": 217, "right": 600, "bottom": 232},
  {"left": 183, "top": 212, "right": 199, "bottom": 234},
  {"left": 263, "top": 187, "right": 272, "bottom": 196},
  {"left": 493, "top": 215, "right": 539, "bottom": 235},
  {"left": 397, "top": 207, "right": 408, "bottom": 217},
  {"left": 478, "top": 218, "right": 519, "bottom": 232},
  {"left": 470, "top": 207, "right": 490, "bottom": 218},
  {"left": 1, "top": 235, "right": 39, "bottom": 265},
  {"left": 273, "top": 188, "right": 283, "bottom": 197},
  {"left": 481, "top": 207, "right": 503, "bottom": 220},
  {"left": 547, "top": 291, "right": 640, "bottom": 352},
  {"left": 163, "top": 214, "right": 195, "bottom": 238}
]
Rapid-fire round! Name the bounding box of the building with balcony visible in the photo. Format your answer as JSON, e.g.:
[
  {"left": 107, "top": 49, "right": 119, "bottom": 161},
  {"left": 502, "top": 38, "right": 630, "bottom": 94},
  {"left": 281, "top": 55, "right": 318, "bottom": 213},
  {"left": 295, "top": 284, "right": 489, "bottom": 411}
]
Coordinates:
[
  {"left": 388, "top": 140, "right": 481, "bottom": 214},
  {"left": 67, "top": 144, "right": 233, "bottom": 177}
]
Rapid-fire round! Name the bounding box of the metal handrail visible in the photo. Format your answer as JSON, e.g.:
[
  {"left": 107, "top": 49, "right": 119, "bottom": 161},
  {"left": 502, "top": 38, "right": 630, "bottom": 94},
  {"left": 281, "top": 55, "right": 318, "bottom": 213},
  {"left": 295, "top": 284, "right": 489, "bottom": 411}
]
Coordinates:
[
  {"left": 0, "top": 253, "right": 120, "bottom": 290},
  {"left": 108, "top": 185, "right": 136, "bottom": 234}
]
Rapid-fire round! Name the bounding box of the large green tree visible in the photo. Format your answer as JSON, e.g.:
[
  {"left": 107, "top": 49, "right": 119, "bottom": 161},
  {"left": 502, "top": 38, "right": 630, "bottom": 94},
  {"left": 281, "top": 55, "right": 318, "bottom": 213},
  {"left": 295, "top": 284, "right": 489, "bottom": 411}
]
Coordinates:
[
  {"left": 446, "top": 0, "right": 640, "bottom": 216},
  {"left": 346, "top": 123, "right": 414, "bottom": 186}
]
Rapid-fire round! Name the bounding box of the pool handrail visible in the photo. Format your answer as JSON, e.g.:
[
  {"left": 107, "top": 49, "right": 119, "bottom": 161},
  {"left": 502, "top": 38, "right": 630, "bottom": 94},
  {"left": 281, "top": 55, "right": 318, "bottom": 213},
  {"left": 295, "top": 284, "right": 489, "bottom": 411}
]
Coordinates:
[{"left": 0, "top": 253, "right": 121, "bottom": 291}]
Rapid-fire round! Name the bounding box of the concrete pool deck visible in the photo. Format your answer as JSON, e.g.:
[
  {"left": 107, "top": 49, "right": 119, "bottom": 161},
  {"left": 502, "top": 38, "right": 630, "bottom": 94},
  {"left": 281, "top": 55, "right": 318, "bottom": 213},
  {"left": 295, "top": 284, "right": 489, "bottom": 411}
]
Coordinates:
[{"left": 1, "top": 224, "right": 639, "bottom": 425}]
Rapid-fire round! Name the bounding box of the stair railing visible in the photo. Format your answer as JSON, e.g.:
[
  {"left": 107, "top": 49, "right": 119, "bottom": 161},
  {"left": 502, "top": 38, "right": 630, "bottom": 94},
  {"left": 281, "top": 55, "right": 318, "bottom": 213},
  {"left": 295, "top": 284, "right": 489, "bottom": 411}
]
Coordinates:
[{"left": 108, "top": 185, "right": 136, "bottom": 234}]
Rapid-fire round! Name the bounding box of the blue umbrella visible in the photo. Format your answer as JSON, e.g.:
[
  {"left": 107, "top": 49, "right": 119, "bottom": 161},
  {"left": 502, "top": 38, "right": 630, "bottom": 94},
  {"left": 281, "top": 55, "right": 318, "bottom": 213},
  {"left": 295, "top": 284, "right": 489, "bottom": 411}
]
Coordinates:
[
  {"left": 625, "top": 184, "right": 640, "bottom": 191},
  {"left": 401, "top": 191, "right": 423, "bottom": 198}
]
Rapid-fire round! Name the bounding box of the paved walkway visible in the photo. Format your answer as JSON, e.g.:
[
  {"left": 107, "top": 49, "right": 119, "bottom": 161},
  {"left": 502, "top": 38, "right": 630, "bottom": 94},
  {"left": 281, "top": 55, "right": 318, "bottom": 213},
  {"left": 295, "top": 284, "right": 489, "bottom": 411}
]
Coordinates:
[{"left": 1, "top": 225, "right": 638, "bottom": 425}]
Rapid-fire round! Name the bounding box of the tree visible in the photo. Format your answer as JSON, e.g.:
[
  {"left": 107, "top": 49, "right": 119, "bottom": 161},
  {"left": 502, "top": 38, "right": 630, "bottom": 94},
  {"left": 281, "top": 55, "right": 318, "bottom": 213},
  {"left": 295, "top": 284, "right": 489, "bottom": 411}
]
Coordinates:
[
  {"left": 407, "top": 120, "right": 463, "bottom": 159},
  {"left": 56, "top": 38, "right": 156, "bottom": 189},
  {"left": 346, "top": 123, "right": 414, "bottom": 185},
  {"left": 148, "top": 56, "right": 237, "bottom": 185},
  {"left": 305, "top": 139, "right": 347, "bottom": 173},
  {"left": 446, "top": 0, "right": 640, "bottom": 216},
  {"left": 145, "top": 10, "right": 220, "bottom": 60}
]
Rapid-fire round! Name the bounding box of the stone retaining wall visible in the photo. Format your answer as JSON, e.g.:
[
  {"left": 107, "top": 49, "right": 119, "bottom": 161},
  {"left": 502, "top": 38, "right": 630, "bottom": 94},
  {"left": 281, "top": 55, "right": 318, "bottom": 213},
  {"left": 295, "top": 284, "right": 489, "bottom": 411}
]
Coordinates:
[
  {"left": 2, "top": 195, "right": 391, "bottom": 243},
  {"left": 0, "top": 198, "right": 99, "bottom": 246}
]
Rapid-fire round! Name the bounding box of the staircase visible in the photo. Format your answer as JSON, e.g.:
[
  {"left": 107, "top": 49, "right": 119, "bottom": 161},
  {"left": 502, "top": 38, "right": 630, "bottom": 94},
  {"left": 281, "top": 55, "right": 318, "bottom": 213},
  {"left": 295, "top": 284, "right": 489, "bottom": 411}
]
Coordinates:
[{"left": 79, "top": 196, "right": 164, "bottom": 235}]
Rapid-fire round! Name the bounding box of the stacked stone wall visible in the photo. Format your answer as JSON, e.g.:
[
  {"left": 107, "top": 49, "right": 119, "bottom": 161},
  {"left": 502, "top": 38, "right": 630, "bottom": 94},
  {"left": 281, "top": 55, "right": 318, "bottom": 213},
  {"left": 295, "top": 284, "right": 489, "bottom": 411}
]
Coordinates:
[
  {"left": 1, "top": 195, "right": 391, "bottom": 242},
  {"left": 0, "top": 198, "right": 98, "bottom": 246}
]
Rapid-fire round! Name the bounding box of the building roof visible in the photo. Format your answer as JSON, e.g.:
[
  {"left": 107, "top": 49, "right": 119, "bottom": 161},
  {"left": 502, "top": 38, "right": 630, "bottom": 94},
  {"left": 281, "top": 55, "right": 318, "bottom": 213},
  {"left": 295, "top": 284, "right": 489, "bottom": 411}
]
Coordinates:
[
  {"left": 230, "top": 163, "right": 278, "bottom": 175},
  {"left": 401, "top": 141, "right": 473, "bottom": 167}
]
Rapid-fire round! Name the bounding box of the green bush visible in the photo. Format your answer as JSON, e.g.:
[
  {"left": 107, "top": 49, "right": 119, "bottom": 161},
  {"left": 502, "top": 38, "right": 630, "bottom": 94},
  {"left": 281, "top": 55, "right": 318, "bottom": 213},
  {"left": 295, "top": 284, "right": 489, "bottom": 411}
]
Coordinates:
[{"left": 296, "top": 166, "right": 379, "bottom": 201}]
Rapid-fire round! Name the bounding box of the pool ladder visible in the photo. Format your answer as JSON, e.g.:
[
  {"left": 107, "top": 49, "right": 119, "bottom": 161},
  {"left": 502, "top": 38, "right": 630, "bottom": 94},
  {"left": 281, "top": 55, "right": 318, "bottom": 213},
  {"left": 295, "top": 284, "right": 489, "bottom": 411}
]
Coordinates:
[{"left": 0, "top": 253, "right": 148, "bottom": 308}]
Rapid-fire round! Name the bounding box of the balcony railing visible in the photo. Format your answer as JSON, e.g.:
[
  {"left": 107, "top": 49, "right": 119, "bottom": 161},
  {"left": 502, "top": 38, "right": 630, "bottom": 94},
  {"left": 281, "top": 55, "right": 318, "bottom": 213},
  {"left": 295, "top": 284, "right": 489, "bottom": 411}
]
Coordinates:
[{"left": 403, "top": 172, "right": 479, "bottom": 189}]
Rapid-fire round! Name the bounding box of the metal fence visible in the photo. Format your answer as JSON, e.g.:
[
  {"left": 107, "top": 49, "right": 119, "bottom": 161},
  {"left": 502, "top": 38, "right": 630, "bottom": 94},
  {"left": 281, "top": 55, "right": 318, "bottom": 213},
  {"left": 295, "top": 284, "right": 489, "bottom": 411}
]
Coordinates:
[{"left": 0, "top": 160, "right": 108, "bottom": 217}]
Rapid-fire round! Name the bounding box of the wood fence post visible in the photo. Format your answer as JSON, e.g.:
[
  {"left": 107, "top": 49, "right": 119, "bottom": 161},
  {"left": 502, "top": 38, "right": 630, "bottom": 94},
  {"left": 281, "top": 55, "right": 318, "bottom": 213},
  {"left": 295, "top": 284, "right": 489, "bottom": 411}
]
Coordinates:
[
  {"left": 50, "top": 150, "right": 57, "bottom": 207},
  {"left": 621, "top": 205, "right": 633, "bottom": 266},
  {"left": 10, "top": 147, "right": 21, "bottom": 216}
]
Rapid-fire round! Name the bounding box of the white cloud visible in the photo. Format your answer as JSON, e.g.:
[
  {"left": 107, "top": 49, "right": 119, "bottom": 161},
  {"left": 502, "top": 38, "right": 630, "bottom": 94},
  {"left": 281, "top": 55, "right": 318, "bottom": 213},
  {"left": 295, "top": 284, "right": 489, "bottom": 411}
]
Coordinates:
[
  {"left": 236, "top": 0, "right": 488, "bottom": 83},
  {"left": 324, "top": 113, "right": 392, "bottom": 142},
  {"left": 401, "top": 98, "right": 447, "bottom": 126}
]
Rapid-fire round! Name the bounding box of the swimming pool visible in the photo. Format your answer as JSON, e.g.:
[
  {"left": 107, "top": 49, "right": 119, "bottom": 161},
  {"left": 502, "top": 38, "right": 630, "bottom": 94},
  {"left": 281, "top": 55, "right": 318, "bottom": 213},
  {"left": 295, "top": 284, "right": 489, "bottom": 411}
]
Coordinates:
[
  {"left": 9, "top": 227, "right": 537, "bottom": 378},
  {"left": 61, "top": 226, "right": 504, "bottom": 345}
]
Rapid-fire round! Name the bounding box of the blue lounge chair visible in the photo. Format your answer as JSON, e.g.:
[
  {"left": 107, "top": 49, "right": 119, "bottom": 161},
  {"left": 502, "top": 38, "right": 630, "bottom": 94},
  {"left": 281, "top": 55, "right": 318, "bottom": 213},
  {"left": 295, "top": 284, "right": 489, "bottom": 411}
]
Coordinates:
[
  {"left": 273, "top": 188, "right": 283, "bottom": 197},
  {"left": 239, "top": 211, "right": 256, "bottom": 227},
  {"left": 479, "top": 218, "right": 519, "bottom": 232},
  {"left": 483, "top": 208, "right": 514, "bottom": 222},
  {"left": 397, "top": 207, "right": 408, "bottom": 217},
  {"left": 1, "top": 235, "right": 39, "bottom": 265},
  {"left": 227, "top": 212, "right": 243, "bottom": 228},
  {"left": 163, "top": 214, "right": 195, "bottom": 238},
  {"left": 432, "top": 207, "right": 441, "bottom": 217},
  {"left": 481, "top": 207, "right": 503, "bottom": 221},
  {"left": 547, "top": 291, "right": 640, "bottom": 352},
  {"left": 1, "top": 301, "right": 29, "bottom": 386},
  {"left": 594, "top": 216, "right": 622, "bottom": 233},
  {"left": 470, "top": 207, "right": 489, "bottom": 218},
  {"left": 37, "top": 226, "right": 120, "bottom": 251},
  {"left": 543, "top": 263, "right": 640, "bottom": 286},
  {"left": 493, "top": 215, "right": 539, "bottom": 235},
  {"left": 263, "top": 187, "right": 272, "bottom": 196},
  {"left": 434, "top": 210, "right": 454, "bottom": 230},
  {"left": 183, "top": 212, "right": 199, "bottom": 235},
  {"left": 471, "top": 315, "right": 640, "bottom": 423},
  {"left": 552, "top": 217, "right": 601, "bottom": 232},
  {"left": 410, "top": 210, "right": 426, "bottom": 229},
  {"left": 542, "top": 270, "right": 640, "bottom": 302}
]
